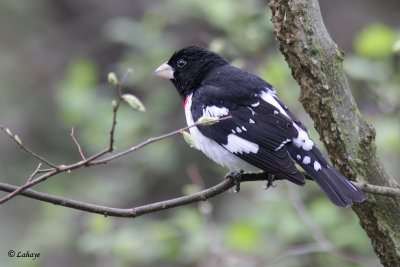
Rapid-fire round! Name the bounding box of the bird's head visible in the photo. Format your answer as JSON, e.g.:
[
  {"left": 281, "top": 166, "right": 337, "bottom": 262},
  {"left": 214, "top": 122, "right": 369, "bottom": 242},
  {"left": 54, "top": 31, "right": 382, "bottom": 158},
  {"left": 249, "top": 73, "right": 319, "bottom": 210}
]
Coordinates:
[{"left": 154, "top": 46, "right": 228, "bottom": 98}]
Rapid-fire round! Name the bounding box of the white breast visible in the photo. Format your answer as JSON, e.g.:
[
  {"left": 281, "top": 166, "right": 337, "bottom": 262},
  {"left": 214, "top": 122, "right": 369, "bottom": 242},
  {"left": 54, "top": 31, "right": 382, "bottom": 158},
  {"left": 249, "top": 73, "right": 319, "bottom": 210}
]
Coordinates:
[{"left": 184, "top": 94, "right": 260, "bottom": 172}]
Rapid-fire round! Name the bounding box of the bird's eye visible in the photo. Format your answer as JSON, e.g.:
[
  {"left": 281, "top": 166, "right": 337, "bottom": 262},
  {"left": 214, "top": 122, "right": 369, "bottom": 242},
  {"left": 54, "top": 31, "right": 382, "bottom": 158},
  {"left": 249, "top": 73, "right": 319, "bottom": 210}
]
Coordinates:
[{"left": 177, "top": 59, "right": 187, "bottom": 68}]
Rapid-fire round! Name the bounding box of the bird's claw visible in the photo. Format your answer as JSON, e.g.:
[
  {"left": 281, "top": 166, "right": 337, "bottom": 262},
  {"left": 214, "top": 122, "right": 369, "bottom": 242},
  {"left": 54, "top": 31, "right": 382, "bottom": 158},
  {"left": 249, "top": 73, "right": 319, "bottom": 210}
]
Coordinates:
[
  {"left": 263, "top": 173, "right": 276, "bottom": 189},
  {"left": 225, "top": 170, "right": 244, "bottom": 192}
]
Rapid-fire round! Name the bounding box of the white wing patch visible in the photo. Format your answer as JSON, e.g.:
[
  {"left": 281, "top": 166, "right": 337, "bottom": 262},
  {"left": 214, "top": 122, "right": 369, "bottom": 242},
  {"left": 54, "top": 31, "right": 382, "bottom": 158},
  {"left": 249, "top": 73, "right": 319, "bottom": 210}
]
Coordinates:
[
  {"left": 235, "top": 126, "right": 242, "bottom": 133},
  {"left": 251, "top": 101, "right": 260, "bottom": 107},
  {"left": 259, "top": 90, "right": 290, "bottom": 118},
  {"left": 223, "top": 134, "right": 259, "bottom": 154},
  {"left": 266, "top": 87, "right": 277, "bottom": 96},
  {"left": 314, "top": 161, "right": 321, "bottom": 171},
  {"left": 203, "top": 105, "right": 229, "bottom": 117},
  {"left": 292, "top": 124, "right": 314, "bottom": 151},
  {"left": 249, "top": 118, "right": 255, "bottom": 124},
  {"left": 184, "top": 94, "right": 260, "bottom": 172},
  {"left": 275, "top": 138, "right": 291, "bottom": 151},
  {"left": 247, "top": 107, "right": 255, "bottom": 115}
]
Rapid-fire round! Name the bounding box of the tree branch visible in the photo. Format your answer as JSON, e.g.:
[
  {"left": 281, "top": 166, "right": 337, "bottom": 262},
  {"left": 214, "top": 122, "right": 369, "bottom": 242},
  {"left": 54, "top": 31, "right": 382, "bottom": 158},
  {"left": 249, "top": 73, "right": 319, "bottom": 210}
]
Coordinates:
[
  {"left": 0, "top": 172, "right": 398, "bottom": 218},
  {"left": 268, "top": 0, "right": 400, "bottom": 265},
  {"left": 0, "top": 178, "right": 235, "bottom": 217}
]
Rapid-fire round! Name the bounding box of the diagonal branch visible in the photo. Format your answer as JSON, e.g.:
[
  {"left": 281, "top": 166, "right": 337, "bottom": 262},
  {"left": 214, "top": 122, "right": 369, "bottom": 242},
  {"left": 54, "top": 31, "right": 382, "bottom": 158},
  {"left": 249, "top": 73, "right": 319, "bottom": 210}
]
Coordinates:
[
  {"left": 0, "top": 125, "right": 58, "bottom": 168},
  {"left": 27, "top": 163, "right": 42, "bottom": 184},
  {"left": 71, "top": 126, "right": 86, "bottom": 160},
  {"left": 88, "top": 116, "right": 231, "bottom": 166}
]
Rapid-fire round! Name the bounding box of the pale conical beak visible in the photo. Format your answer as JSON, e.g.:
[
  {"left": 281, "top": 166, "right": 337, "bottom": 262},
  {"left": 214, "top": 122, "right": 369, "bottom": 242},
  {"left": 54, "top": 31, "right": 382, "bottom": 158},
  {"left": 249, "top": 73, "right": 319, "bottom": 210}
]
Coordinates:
[{"left": 154, "top": 62, "right": 174, "bottom": 80}]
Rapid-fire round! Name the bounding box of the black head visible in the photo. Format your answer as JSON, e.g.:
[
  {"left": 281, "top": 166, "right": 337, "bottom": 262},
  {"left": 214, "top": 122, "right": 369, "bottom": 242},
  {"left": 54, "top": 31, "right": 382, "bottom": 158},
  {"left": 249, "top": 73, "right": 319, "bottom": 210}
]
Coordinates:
[{"left": 154, "top": 46, "right": 228, "bottom": 98}]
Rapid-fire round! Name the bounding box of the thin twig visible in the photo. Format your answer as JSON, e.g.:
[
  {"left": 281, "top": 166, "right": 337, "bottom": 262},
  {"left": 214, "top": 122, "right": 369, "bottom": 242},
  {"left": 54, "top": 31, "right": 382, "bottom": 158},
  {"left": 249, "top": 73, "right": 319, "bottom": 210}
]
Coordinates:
[
  {"left": 108, "top": 69, "right": 133, "bottom": 152},
  {"left": 89, "top": 116, "right": 232, "bottom": 166},
  {"left": 268, "top": 244, "right": 326, "bottom": 265},
  {"left": 27, "top": 163, "right": 43, "bottom": 184},
  {"left": 118, "top": 68, "right": 133, "bottom": 86},
  {"left": 0, "top": 126, "right": 58, "bottom": 168},
  {"left": 108, "top": 99, "right": 121, "bottom": 153},
  {"left": 71, "top": 127, "right": 86, "bottom": 160}
]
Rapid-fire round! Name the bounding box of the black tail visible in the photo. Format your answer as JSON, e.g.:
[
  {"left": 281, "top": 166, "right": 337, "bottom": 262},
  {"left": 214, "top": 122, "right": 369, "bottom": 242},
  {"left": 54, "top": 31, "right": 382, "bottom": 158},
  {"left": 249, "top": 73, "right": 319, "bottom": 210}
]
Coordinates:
[{"left": 288, "top": 144, "right": 367, "bottom": 207}]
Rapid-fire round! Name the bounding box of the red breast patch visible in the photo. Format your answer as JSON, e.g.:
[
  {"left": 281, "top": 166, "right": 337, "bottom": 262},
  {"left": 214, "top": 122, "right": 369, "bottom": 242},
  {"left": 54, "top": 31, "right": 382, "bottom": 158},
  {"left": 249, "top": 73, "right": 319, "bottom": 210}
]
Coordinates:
[{"left": 183, "top": 95, "right": 188, "bottom": 109}]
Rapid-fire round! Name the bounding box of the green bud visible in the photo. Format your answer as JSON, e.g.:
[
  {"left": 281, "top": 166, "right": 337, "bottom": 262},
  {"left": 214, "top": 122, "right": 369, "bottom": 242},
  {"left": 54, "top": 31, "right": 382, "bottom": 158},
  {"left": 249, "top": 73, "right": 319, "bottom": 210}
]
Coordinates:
[
  {"left": 14, "top": 135, "right": 22, "bottom": 146},
  {"left": 5, "top": 128, "right": 13, "bottom": 137},
  {"left": 121, "top": 94, "right": 146, "bottom": 112},
  {"left": 196, "top": 116, "right": 219, "bottom": 126},
  {"left": 111, "top": 100, "right": 118, "bottom": 110},
  {"left": 180, "top": 131, "right": 199, "bottom": 150},
  {"left": 107, "top": 72, "right": 119, "bottom": 85}
]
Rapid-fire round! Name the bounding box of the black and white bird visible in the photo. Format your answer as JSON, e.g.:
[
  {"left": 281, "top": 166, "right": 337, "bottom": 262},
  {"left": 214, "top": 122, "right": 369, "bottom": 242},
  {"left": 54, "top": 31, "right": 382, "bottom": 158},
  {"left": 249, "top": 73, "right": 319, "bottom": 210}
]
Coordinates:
[{"left": 154, "top": 46, "right": 366, "bottom": 207}]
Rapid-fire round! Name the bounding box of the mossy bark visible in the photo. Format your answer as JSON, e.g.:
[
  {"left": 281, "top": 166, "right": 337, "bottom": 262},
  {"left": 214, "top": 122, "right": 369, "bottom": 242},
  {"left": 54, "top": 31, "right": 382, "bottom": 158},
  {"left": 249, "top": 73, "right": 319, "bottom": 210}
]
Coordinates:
[{"left": 268, "top": 0, "right": 400, "bottom": 266}]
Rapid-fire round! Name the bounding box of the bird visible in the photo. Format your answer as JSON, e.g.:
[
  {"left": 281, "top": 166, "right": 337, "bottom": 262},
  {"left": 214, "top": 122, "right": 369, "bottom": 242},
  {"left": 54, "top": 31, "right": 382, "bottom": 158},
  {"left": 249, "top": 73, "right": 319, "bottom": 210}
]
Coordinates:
[{"left": 154, "top": 45, "right": 366, "bottom": 207}]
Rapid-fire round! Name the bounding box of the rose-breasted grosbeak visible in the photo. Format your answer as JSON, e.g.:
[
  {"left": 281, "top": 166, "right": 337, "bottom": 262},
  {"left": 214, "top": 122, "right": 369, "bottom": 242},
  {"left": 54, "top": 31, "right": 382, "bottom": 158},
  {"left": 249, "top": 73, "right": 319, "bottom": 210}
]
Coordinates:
[{"left": 154, "top": 46, "right": 366, "bottom": 207}]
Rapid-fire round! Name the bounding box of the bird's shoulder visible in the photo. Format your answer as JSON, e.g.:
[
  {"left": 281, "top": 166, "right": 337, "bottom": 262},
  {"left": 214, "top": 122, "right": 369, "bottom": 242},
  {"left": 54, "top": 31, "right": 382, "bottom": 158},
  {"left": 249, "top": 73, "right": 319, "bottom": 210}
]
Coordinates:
[
  {"left": 201, "top": 64, "right": 275, "bottom": 96},
  {"left": 190, "top": 64, "right": 308, "bottom": 132}
]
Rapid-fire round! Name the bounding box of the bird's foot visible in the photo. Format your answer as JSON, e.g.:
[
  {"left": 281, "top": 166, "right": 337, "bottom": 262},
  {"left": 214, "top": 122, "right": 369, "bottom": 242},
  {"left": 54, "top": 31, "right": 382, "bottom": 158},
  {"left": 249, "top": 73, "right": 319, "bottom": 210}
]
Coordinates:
[
  {"left": 263, "top": 173, "right": 276, "bottom": 189},
  {"left": 225, "top": 170, "right": 244, "bottom": 193}
]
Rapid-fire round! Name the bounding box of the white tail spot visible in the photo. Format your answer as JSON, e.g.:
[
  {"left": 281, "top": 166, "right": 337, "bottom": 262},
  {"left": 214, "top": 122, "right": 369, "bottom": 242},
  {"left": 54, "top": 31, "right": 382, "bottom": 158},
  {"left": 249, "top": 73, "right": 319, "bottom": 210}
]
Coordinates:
[{"left": 302, "top": 156, "right": 311, "bottom": 164}]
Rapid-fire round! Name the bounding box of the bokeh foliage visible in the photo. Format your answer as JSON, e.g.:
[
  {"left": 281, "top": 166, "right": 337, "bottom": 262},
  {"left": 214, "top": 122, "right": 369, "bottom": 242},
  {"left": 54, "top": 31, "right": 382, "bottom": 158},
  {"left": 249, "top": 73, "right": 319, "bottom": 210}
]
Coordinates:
[{"left": 0, "top": 0, "right": 399, "bottom": 266}]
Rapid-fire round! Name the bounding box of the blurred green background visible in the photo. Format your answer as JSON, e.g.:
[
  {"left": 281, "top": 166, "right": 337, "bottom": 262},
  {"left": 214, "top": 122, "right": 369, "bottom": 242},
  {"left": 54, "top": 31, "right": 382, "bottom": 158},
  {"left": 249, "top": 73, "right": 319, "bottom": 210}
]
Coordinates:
[{"left": 0, "top": 0, "right": 399, "bottom": 266}]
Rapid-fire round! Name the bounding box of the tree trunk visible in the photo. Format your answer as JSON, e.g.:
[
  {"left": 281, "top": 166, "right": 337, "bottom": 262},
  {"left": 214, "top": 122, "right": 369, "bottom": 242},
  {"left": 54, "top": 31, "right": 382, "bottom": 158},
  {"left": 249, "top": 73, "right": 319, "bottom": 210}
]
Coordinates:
[{"left": 268, "top": 0, "right": 400, "bottom": 266}]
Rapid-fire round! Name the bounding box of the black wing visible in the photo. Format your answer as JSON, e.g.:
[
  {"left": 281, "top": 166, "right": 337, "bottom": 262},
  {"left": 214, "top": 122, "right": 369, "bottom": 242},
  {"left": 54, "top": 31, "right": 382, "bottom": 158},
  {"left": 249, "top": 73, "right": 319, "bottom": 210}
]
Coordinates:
[{"left": 191, "top": 85, "right": 305, "bottom": 185}]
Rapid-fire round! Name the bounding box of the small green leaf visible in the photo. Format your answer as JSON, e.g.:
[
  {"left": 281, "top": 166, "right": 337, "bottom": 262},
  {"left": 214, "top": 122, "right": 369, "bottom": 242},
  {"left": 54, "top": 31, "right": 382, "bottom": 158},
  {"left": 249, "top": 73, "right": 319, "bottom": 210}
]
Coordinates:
[
  {"left": 14, "top": 135, "right": 22, "bottom": 146},
  {"left": 196, "top": 116, "right": 220, "bottom": 126},
  {"left": 180, "top": 131, "right": 199, "bottom": 150},
  {"left": 121, "top": 94, "right": 146, "bottom": 112},
  {"left": 107, "top": 72, "right": 118, "bottom": 85}
]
